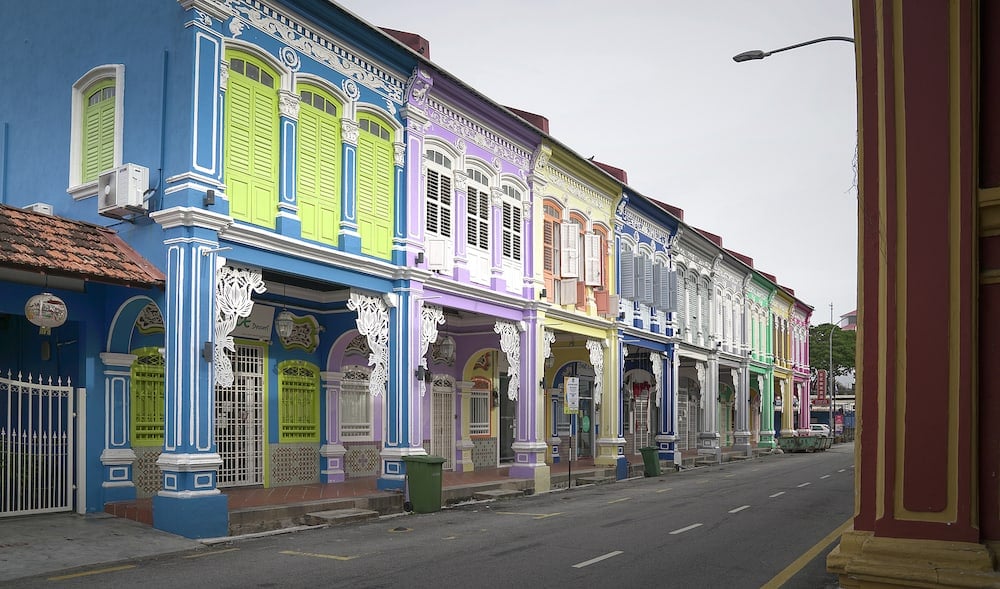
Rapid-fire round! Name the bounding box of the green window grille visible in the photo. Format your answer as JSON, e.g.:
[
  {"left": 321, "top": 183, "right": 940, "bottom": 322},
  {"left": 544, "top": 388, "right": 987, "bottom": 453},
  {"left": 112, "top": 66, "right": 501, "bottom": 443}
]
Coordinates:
[
  {"left": 81, "top": 79, "right": 116, "bottom": 182},
  {"left": 278, "top": 360, "right": 320, "bottom": 442},
  {"left": 131, "top": 348, "right": 165, "bottom": 446}
]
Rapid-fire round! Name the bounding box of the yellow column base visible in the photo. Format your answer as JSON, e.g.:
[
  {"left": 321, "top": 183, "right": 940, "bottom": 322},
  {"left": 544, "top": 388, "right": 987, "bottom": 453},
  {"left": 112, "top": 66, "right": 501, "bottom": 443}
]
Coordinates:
[
  {"left": 533, "top": 464, "right": 551, "bottom": 494},
  {"left": 594, "top": 438, "right": 622, "bottom": 468},
  {"left": 828, "top": 529, "right": 1000, "bottom": 588}
]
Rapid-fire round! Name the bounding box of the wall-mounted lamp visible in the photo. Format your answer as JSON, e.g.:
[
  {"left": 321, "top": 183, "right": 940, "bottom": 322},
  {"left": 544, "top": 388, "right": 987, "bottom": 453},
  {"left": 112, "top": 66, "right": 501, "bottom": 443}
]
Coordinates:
[
  {"left": 492, "top": 389, "right": 500, "bottom": 405},
  {"left": 438, "top": 335, "right": 456, "bottom": 361},
  {"left": 539, "top": 288, "right": 547, "bottom": 299},
  {"left": 202, "top": 341, "right": 213, "bottom": 362},
  {"left": 415, "top": 366, "right": 432, "bottom": 382},
  {"left": 415, "top": 251, "right": 424, "bottom": 264},
  {"left": 275, "top": 308, "right": 295, "bottom": 338},
  {"left": 204, "top": 189, "right": 216, "bottom": 207}
]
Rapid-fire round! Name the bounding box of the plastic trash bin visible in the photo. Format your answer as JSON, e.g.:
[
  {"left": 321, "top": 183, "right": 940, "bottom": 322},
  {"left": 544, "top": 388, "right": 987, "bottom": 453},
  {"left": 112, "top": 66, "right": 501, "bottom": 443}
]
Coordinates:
[
  {"left": 402, "top": 455, "right": 446, "bottom": 513},
  {"left": 639, "top": 447, "right": 661, "bottom": 477}
]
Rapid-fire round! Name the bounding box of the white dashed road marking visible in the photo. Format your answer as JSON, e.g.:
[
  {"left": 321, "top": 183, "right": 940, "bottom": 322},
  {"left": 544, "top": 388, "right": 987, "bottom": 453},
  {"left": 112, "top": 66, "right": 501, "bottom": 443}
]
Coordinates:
[
  {"left": 770, "top": 491, "right": 785, "bottom": 498},
  {"left": 669, "top": 523, "right": 703, "bottom": 535},
  {"left": 821, "top": 475, "right": 831, "bottom": 479},
  {"left": 572, "top": 551, "right": 624, "bottom": 568},
  {"left": 797, "top": 482, "right": 811, "bottom": 488},
  {"left": 729, "top": 505, "right": 750, "bottom": 514}
]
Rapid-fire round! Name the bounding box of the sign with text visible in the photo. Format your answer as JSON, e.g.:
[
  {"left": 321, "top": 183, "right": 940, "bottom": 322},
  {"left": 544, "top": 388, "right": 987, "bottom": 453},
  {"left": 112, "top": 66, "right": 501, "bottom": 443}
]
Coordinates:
[
  {"left": 231, "top": 304, "right": 276, "bottom": 341},
  {"left": 564, "top": 377, "right": 580, "bottom": 414},
  {"left": 816, "top": 369, "right": 828, "bottom": 403}
]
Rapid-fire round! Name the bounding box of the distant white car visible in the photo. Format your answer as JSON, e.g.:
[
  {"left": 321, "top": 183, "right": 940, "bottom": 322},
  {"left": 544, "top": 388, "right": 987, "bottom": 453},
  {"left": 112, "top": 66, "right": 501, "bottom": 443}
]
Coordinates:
[{"left": 810, "top": 423, "right": 831, "bottom": 437}]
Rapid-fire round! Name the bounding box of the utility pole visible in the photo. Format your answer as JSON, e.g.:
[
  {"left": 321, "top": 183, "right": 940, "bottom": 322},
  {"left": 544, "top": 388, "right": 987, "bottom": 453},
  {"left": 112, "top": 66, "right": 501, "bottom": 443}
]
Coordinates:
[{"left": 829, "top": 303, "right": 836, "bottom": 437}]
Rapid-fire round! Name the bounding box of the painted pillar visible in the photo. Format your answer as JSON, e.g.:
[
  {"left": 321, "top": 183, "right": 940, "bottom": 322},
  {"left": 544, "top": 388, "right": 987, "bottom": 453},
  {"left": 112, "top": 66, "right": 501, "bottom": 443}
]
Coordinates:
[
  {"left": 274, "top": 90, "right": 300, "bottom": 237},
  {"left": 698, "top": 354, "right": 720, "bottom": 457},
  {"left": 452, "top": 171, "right": 469, "bottom": 282},
  {"left": 376, "top": 288, "right": 408, "bottom": 491},
  {"left": 391, "top": 142, "right": 406, "bottom": 265},
  {"left": 148, "top": 213, "right": 234, "bottom": 539},
  {"left": 594, "top": 336, "right": 624, "bottom": 472},
  {"left": 99, "top": 352, "right": 137, "bottom": 504},
  {"left": 319, "top": 371, "right": 345, "bottom": 483},
  {"left": 338, "top": 118, "right": 361, "bottom": 253},
  {"left": 734, "top": 360, "right": 751, "bottom": 456},
  {"left": 654, "top": 349, "right": 678, "bottom": 464},
  {"left": 508, "top": 315, "right": 551, "bottom": 492},
  {"left": 401, "top": 101, "right": 429, "bottom": 268},
  {"left": 779, "top": 375, "right": 795, "bottom": 437},
  {"left": 489, "top": 188, "right": 505, "bottom": 290},
  {"left": 758, "top": 370, "right": 775, "bottom": 449},
  {"left": 829, "top": 2, "right": 1000, "bottom": 585}
]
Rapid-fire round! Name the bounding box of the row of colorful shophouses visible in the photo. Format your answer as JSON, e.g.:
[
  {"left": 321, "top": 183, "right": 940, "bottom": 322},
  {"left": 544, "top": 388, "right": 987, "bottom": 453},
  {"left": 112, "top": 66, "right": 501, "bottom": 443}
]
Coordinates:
[{"left": 0, "top": 0, "right": 823, "bottom": 538}]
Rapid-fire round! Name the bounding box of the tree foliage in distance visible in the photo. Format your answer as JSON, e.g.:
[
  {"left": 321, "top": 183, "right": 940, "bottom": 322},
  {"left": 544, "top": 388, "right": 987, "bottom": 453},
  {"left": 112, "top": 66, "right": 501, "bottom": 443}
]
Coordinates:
[{"left": 808, "top": 323, "right": 856, "bottom": 382}]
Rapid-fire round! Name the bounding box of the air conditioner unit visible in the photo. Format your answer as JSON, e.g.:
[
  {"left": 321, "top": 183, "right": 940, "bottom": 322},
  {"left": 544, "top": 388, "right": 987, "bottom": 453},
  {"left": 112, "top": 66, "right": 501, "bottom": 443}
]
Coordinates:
[
  {"left": 98, "top": 164, "right": 149, "bottom": 218},
  {"left": 23, "top": 202, "right": 53, "bottom": 215}
]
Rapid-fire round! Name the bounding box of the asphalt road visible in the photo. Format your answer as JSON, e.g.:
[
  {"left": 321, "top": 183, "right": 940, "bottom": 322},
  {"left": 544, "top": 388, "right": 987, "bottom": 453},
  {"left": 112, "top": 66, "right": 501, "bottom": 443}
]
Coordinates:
[{"left": 13, "top": 443, "right": 854, "bottom": 589}]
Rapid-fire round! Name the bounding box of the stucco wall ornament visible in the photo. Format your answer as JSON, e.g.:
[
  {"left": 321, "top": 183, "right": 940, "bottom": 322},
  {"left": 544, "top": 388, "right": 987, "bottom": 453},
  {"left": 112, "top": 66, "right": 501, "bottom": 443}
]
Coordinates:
[
  {"left": 219, "top": 60, "right": 229, "bottom": 91},
  {"left": 215, "top": 265, "right": 267, "bottom": 389},
  {"left": 586, "top": 339, "right": 605, "bottom": 406},
  {"left": 418, "top": 304, "right": 445, "bottom": 398},
  {"left": 224, "top": 0, "right": 405, "bottom": 103},
  {"left": 406, "top": 70, "right": 432, "bottom": 106},
  {"left": 278, "top": 90, "right": 299, "bottom": 120},
  {"left": 341, "top": 119, "right": 359, "bottom": 146},
  {"left": 136, "top": 303, "right": 164, "bottom": 334},
  {"left": 394, "top": 143, "right": 405, "bottom": 167},
  {"left": 542, "top": 329, "right": 556, "bottom": 360},
  {"left": 342, "top": 79, "right": 360, "bottom": 101},
  {"left": 228, "top": 17, "right": 245, "bottom": 38},
  {"left": 494, "top": 321, "right": 520, "bottom": 401},
  {"left": 426, "top": 97, "right": 530, "bottom": 168},
  {"left": 347, "top": 292, "right": 389, "bottom": 398},
  {"left": 696, "top": 363, "right": 707, "bottom": 411},
  {"left": 279, "top": 46, "right": 300, "bottom": 71},
  {"left": 651, "top": 351, "right": 663, "bottom": 408},
  {"left": 277, "top": 312, "right": 321, "bottom": 352}
]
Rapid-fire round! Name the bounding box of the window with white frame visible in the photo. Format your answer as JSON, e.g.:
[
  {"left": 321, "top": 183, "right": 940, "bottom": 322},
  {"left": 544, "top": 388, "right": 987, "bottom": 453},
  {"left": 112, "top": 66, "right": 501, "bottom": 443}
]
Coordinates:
[
  {"left": 542, "top": 203, "right": 561, "bottom": 301},
  {"left": 620, "top": 241, "right": 636, "bottom": 301},
  {"left": 466, "top": 167, "right": 490, "bottom": 251},
  {"left": 69, "top": 64, "right": 124, "bottom": 198},
  {"left": 500, "top": 184, "right": 522, "bottom": 263},
  {"left": 469, "top": 390, "right": 490, "bottom": 435},
  {"left": 426, "top": 149, "right": 453, "bottom": 239},
  {"left": 340, "top": 369, "right": 372, "bottom": 440}
]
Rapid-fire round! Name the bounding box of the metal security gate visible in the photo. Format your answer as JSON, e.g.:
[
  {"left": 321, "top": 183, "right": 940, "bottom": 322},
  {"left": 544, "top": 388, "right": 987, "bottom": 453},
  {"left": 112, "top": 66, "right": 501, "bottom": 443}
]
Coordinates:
[
  {"left": 633, "top": 395, "right": 651, "bottom": 450},
  {"left": 430, "top": 383, "right": 454, "bottom": 470},
  {"left": 1, "top": 372, "right": 74, "bottom": 517},
  {"left": 216, "top": 344, "right": 264, "bottom": 487}
]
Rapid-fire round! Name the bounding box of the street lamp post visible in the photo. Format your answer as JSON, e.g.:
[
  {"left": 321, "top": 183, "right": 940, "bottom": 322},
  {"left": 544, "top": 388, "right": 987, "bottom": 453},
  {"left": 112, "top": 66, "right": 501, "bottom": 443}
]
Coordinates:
[
  {"left": 829, "top": 304, "right": 836, "bottom": 439},
  {"left": 732, "top": 36, "right": 855, "bottom": 63}
]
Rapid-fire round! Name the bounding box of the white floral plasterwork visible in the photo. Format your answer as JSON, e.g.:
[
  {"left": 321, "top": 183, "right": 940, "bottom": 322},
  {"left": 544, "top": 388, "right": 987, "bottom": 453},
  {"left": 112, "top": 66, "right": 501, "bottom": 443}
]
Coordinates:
[
  {"left": 222, "top": 0, "right": 405, "bottom": 103},
  {"left": 426, "top": 96, "right": 530, "bottom": 169},
  {"left": 651, "top": 351, "right": 662, "bottom": 408},
  {"left": 418, "top": 305, "right": 445, "bottom": 398},
  {"left": 215, "top": 265, "right": 267, "bottom": 388},
  {"left": 586, "top": 339, "right": 605, "bottom": 406},
  {"left": 494, "top": 321, "right": 520, "bottom": 401},
  {"left": 341, "top": 119, "right": 359, "bottom": 146},
  {"left": 347, "top": 292, "right": 389, "bottom": 398},
  {"left": 542, "top": 329, "right": 555, "bottom": 360}
]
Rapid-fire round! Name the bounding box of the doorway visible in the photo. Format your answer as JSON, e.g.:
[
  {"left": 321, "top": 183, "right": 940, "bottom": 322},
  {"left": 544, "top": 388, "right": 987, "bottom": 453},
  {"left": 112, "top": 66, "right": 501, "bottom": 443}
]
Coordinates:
[
  {"left": 499, "top": 375, "right": 515, "bottom": 462},
  {"left": 216, "top": 343, "right": 265, "bottom": 487},
  {"left": 430, "top": 382, "right": 455, "bottom": 470}
]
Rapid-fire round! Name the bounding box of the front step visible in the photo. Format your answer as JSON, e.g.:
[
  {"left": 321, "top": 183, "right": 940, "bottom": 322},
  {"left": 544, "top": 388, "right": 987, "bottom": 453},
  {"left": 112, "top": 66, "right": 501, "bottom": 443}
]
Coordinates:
[
  {"left": 575, "top": 475, "right": 614, "bottom": 485},
  {"left": 300, "top": 508, "right": 379, "bottom": 526},
  {"left": 228, "top": 495, "right": 401, "bottom": 536},
  {"left": 473, "top": 489, "right": 524, "bottom": 501}
]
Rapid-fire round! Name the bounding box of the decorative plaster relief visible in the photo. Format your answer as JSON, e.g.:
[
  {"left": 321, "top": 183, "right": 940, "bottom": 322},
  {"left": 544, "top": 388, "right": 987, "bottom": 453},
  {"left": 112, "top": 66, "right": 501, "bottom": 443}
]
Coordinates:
[
  {"left": 215, "top": 264, "right": 267, "bottom": 389},
  {"left": 278, "top": 89, "right": 299, "bottom": 120},
  {"left": 495, "top": 321, "right": 520, "bottom": 401},
  {"left": 418, "top": 304, "right": 445, "bottom": 398},
  {"left": 221, "top": 0, "right": 406, "bottom": 103},
  {"left": 426, "top": 97, "right": 530, "bottom": 169},
  {"left": 347, "top": 292, "right": 389, "bottom": 398},
  {"left": 651, "top": 351, "right": 662, "bottom": 408},
  {"left": 341, "top": 119, "right": 359, "bottom": 146},
  {"left": 277, "top": 312, "right": 320, "bottom": 353},
  {"left": 618, "top": 208, "right": 672, "bottom": 248},
  {"left": 136, "top": 303, "right": 164, "bottom": 334},
  {"left": 542, "top": 329, "right": 556, "bottom": 360},
  {"left": 586, "top": 339, "right": 605, "bottom": 406}
]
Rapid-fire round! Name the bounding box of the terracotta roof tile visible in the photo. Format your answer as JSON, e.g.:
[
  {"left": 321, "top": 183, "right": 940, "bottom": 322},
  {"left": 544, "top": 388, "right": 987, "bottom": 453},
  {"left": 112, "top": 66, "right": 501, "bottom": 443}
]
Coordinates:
[{"left": 0, "top": 205, "right": 165, "bottom": 288}]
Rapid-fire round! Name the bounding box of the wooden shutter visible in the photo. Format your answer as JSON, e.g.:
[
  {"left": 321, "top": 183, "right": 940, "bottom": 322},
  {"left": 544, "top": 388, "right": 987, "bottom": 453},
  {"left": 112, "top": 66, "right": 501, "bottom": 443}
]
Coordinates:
[
  {"left": 225, "top": 56, "right": 278, "bottom": 229},
  {"left": 297, "top": 90, "right": 340, "bottom": 245},
  {"left": 560, "top": 222, "right": 579, "bottom": 278},
  {"left": 665, "top": 269, "right": 678, "bottom": 313},
  {"left": 502, "top": 201, "right": 522, "bottom": 261},
  {"left": 641, "top": 255, "right": 654, "bottom": 305},
  {"left": 559, "top": 278, "right": 577, "bottom": 305},
  {"left": 653, "top": 264, "right": 664, "bottom": 308},
  {"left": 81, "top": 83, "right": 116, "bottom": 183},
  {"left": 584, "top": 233, "right": 602, "bottom": 286},
  {"left": 357, "top": 118, "right": 394, "bottom": 260},
  {"left": 620, "top": 248, "right": 635, "bottom": 300}
]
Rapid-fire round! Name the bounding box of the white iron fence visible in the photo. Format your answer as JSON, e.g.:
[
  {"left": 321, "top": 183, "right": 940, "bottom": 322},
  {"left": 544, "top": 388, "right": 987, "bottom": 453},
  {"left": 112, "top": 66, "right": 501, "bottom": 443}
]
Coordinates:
[{"left": 1, "top": 371, "right": 75, "bottom": 517}]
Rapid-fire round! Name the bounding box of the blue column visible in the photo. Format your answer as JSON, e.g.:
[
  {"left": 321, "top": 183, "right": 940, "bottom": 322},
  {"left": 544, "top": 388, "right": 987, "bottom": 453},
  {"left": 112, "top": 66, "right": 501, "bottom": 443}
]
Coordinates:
[
  {"left": 377, "top": 288, "right": 408, "bottom": 491},
  {"left": 338, "top": 119, "right": 361, "bottom": 253},
  {"left": 275, "top": 92, "right": 301, "bottom": 237},
  {"left": 391, "top": 144, "right": 407, "bottom": 266},
  {"left": 656, "top": 348, "right": 678, "bottom": 464},
  {"left": 150, "top": 221, "right": 227, "bottom": 539}
]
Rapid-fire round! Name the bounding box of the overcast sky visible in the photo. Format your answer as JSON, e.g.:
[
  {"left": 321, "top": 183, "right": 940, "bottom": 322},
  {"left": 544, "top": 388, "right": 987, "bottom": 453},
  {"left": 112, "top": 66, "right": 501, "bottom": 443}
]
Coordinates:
[{"left": 336, "top": 0, "right": 859, "bottom": 325}]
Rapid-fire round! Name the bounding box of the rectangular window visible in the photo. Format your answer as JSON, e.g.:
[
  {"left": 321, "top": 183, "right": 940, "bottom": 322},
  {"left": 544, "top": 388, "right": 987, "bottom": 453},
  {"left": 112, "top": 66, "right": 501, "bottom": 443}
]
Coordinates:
[
  {"left": 470, "top": 390, "right": 490, "bottom": 436},
  {"left": 620, "top": 248, "right": 635, "bottom": 300},
  {"left": 278, "top": 361, "right": 319, "bottom": 442},
  {"left": 426, "top": 167, "right": 453, "bottom": 237},
  {"left": 501, "top": 201, "right": 522, "bottom": 261},
  {"left": 559, "top": 222, "right": 580, "bottom": 278}
]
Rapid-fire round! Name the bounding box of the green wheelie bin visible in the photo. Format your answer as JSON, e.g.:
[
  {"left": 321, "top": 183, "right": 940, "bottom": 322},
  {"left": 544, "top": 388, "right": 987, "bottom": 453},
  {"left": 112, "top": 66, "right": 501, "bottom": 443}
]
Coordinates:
[
  {"left": 639, "top": 447, "right": 662, "bottom": 477},
  {"left": 402, "top": 455, "right": 446, "bottom": 513}
]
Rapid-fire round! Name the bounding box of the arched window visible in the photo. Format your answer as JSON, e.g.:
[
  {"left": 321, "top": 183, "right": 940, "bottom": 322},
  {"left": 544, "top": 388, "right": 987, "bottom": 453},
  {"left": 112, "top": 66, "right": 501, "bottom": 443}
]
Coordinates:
[
  {"left": 69, "top": 64, "right": 124, "bottom": 196},
  {"left": 465, "top": 166, "right": 491, "bottom": 251},
  {"left": 500, "top": 184, "right": 522, "bottom": 263},
  {"left": 357, "top": 113, "right": 394, "bottom": 259},
  {"left": 225, "top": 51, "right": 280, "bottom": 228},
  {"left": 425, "top": 148, "right": 453, "bottom": 240},
  {"left": 542, "top": 201, "right": 562, "bottom": 302},
  {"left": 296, "top": 84, "right": 341, "bottom": 245}
]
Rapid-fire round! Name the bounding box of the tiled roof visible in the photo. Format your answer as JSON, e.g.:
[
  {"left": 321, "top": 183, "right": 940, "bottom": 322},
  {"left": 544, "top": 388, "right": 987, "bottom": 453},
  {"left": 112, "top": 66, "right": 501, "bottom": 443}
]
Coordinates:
[{"left": 0, "top": 205, "right": 165, "bottom": 288}]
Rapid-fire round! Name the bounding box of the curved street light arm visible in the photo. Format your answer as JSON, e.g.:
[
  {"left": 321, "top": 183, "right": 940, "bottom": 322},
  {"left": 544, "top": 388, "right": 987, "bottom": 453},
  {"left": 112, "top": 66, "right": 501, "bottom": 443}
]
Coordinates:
[{"left": 733, "top": 36, "right": 855, "bottom": 62}]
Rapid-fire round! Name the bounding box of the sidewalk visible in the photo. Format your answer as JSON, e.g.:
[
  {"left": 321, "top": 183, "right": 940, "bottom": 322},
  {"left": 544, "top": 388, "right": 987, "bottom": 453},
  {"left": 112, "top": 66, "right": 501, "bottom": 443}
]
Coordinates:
[{"left": 0, "top": 458, "right": 614, "bottom": 583}]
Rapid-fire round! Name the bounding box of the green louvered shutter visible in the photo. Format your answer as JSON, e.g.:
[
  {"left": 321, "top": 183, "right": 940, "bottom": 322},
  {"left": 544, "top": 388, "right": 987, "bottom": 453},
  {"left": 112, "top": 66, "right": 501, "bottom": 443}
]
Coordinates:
[
  {"left": 225, "top": 54, "right": 279, "bottom": 229},
  {"left": 81, "top": 81, "right": 116, "bottom": 183},
  {"left": 296, "top": 88, "right": 341, "bottom": 245},
  {"left": 357, "top": 116, "right": 394, "bottom": 259}
]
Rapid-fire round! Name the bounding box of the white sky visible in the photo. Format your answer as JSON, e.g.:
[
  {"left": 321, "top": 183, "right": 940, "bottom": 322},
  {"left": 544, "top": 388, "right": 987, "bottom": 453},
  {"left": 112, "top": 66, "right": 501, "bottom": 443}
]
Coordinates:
[{"left": 336, "top": 0, "right": 859, "bottom": 325}]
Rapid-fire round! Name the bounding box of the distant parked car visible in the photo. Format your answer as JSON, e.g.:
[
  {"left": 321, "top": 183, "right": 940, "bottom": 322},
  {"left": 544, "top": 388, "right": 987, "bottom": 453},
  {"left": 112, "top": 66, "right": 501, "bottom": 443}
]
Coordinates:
[{"left": 810, "top": 423, "right": 831, "bottom": 437}]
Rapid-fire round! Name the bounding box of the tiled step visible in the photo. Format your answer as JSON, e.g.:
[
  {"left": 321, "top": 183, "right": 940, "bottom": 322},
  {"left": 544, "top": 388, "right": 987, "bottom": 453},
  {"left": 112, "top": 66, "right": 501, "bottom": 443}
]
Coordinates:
[
  {"left": 228, "top": 495, "right": 401, "bottom": 536},
  {"left": 300, "top": 508, "right": 379, "bottom": 526}
]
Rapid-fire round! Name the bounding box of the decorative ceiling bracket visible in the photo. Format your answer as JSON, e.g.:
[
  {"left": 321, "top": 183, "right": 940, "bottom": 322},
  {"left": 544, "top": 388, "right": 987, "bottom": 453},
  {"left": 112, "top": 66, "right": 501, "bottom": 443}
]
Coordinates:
[
  {"left": 651, "top": 351, "right": 663, "bottom": 408},
  {"left": 586, "top": 339, "right": 606, "bottom": 406},
  {"left": 347, "top": 291, "right": 389, "bottom": 398},
  {"left": 418, "top": 304, "right": 445, "bottom": 397},
  {"left": 495, "top": 320, "right": 521, "bottom": 401},
  {"left": 215, "top": 264, "right": 266, "bottom": 389}
]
